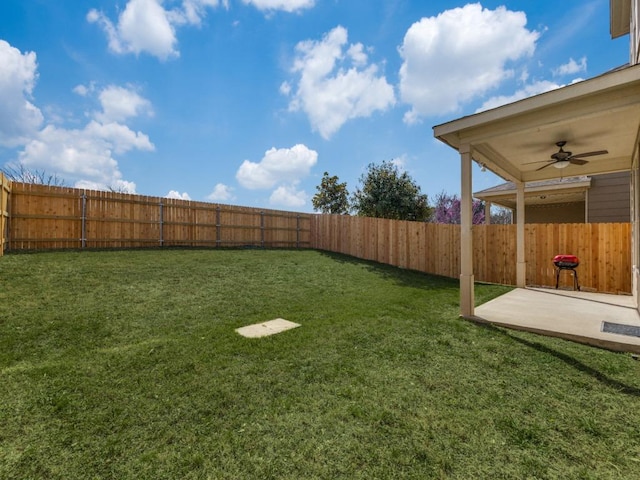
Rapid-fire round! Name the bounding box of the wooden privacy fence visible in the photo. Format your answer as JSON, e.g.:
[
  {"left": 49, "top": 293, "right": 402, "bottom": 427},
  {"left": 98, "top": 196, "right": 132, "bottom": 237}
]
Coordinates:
[
  {"left": 8, "top": 183, "right": 311, "bottom": 250},
  {"left": 524, "top": 223, "right": 631, "bottom": 294},
  {"left": 2, "top": 182, "right": 633, "bottom": 293},
  {"left": 0, "top": 173, "right": 10, "bottom": 256},
  {"left": 311, "top": 215, "right": 632, "bottom": 294},
  {"left": 310, "top": 215, "right": 462, "bottom": 278}
]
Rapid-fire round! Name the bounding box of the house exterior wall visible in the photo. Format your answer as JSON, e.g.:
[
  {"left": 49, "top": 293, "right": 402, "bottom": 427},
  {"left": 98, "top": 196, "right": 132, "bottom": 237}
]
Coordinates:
[
  {"left": 485, "top": 172, "right": 631, "bottom": 224},
  {"left": 513, "top": 202, "right": 585, "bottom": 223},
  {"left": 587, "top": 171, "right": 631, "bottom": 222}
]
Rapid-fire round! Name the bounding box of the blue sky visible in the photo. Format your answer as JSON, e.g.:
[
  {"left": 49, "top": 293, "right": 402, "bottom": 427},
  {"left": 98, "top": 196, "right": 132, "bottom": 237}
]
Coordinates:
[{"left": 0, "top": 0, "right": 630, "bottom": 211}]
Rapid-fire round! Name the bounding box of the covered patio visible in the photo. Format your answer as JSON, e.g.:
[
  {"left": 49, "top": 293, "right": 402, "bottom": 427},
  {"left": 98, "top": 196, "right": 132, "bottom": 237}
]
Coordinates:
[
  {"left": 434, "top": 63, "right": 640, "bottom": 353},
  {"left": 474, "top": 287, "right": 640, "bottom": 353}
]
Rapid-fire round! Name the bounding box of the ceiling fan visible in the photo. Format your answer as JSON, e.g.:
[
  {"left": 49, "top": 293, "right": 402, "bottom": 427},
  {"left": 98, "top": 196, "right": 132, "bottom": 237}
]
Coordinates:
[{"left": 529, "top": 141, "right": 608, "bottom": 171}]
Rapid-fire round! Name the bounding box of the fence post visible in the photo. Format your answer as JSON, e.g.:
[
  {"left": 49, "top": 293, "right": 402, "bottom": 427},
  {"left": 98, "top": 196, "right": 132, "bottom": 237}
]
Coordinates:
[
  {"left": 1, "top": 174, "right": 10, "bottom": 254},
  {"left": 260, "top": 211, "right": 265, "bottom": 248},
  {"left": 81, "top": 192, "right": 87, "bottom": 249},
  {"left": 4, "top": 191, "right": 8, "bottom": 254},
  {"left": 296, "top": 215, "right": 300, "bottom": 249},
  {"left": 216, "top": 206, "right": 221, "bottom": 248},
  {"left": 159, "top": 201, "right": 164, "bottom": 247}
]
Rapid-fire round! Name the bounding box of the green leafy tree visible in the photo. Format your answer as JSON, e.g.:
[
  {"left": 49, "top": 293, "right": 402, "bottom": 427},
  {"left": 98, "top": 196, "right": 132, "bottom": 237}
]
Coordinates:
[
  {"left": 351, "top": 160, "right": 432, "bottom": 221},
  {"left": 312, "top": 171, "right": 350, "bottom": 214}
]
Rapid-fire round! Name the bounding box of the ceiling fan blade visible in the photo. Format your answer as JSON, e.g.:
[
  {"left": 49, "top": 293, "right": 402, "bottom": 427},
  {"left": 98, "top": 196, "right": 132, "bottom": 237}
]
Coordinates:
[
  {"left": 569, "top": 158, "right": 588, "bottom": 166},
  {"left": 536, "top": 162, "right": 556, "bottom": 171},
  {"left": 522, "top": 160, "right": 550, "bottom": 166},
  {"left": 571, "top": 150, "right": 608, "bottom": 159}
]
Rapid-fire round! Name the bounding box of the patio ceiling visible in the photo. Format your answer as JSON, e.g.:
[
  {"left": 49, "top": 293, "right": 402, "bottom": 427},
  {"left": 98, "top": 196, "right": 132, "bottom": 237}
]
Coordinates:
[{"left": 434, "top": 64, "right": 640, "bottom": 184}]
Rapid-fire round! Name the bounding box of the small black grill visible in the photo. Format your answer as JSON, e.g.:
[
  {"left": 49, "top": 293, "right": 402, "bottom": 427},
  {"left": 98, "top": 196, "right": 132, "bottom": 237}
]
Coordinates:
[{"left": 553, "top": 254, "right": 580, "bottom": 291}]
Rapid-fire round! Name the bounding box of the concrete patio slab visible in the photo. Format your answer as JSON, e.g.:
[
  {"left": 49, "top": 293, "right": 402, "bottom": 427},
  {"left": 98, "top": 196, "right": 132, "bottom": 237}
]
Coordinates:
[
  {"left": 473, "top": 288, "right": 640, "bottom": 353},
  {"left": 235, "top": 318, "right": 301, "bottom": 338}
]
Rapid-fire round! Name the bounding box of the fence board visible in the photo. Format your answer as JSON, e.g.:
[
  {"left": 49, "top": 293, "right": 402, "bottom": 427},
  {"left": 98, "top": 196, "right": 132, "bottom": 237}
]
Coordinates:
[
  {"left": 8, "top": 183, "right": 311, "bottom": 251},
  {"left": 311, "top": 215, "right": 631, "bottom": 294}
]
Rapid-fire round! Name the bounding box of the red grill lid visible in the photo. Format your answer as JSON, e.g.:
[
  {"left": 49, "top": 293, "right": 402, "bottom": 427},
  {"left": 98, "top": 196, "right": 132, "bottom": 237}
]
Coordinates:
[{"left": 553, "top": 254, "right": 579, "bottom": 265}]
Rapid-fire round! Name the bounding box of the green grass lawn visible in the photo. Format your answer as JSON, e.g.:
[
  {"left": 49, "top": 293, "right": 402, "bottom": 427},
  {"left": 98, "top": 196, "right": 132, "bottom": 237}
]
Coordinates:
[{"left": 1, "top": 249, "right": 639, "bottom": 479}]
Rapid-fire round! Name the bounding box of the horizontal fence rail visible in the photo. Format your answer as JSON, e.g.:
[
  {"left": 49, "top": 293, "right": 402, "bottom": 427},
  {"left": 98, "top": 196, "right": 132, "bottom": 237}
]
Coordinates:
[
  {"left": 311, "top": 215, "right": 632, "bottom": 294},
  {"left": 8, "top": 183, "right": 311, "bottom": 250}
]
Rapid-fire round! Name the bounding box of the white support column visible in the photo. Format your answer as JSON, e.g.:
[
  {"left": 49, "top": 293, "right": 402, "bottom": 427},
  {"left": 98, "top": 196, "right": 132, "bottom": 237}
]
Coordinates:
[
  {"left": 516, "top": 180, "right": 526, "bottom": 288},
  {"left": 632, "top": 155, "right": 640, "bottom": 310},
  {"left": 460, "top": 144, "right": 474, "bottom": 317}
]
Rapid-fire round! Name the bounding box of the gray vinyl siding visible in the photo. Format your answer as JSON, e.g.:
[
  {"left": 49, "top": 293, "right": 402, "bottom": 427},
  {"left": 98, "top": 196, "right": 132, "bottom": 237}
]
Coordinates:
[
  {"left": 587, "top": 172, "right": 631, "bottom": 223},
  {"left": 523, "top": 202, "right": 586, "bottom": 223}
]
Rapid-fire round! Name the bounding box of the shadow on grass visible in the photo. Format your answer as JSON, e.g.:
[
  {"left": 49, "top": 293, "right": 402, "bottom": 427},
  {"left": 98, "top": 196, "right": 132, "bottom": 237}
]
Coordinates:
[
  {"left": 478, "top": 323, "right": 640, "bottom": 397},
  {"left": 317, "top": 250, "right": 460, "bottom": 291}
]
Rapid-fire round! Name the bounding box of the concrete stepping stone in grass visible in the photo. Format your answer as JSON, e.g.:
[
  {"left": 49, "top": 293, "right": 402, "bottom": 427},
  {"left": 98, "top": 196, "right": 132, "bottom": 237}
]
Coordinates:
[{"left": 235, "top": 318, "right": 301, "bottom": 338}]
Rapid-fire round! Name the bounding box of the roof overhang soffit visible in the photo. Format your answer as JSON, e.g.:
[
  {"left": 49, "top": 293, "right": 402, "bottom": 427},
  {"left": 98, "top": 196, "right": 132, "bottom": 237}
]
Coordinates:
[
  {"left": 610, "top": 0, "right": 631, "bottom": 38},
  {"left": 474, "top": 181, "right": 591, "bottom": 209},
  {"left": 433, "top": 65, "right": 640, "bottom": 184}
]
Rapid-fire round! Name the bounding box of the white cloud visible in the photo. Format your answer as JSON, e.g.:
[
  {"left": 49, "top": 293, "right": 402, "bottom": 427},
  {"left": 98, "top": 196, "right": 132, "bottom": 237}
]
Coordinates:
[
  {"left": 73, "top": 84, "right": 89, "bottom": 97},
  {"left": 169, "top": 0, "right": 229, "bottom": 26},
  {"left": 241, "top": 0, "right": 314, "bottom": 13},
  {"left": 86, "top": 120, "right": 154, "bottom": 154},
  {"left": 236, "top": 144, "right": 317, "bottom": 190},
  {"left": 17, "top": 121, "right": 154, "bottom": 190},
  {"left": 283, "top": 26, "right": 395, "bottom": 139},
  {"left": 391, "top": 155, "right": 408, "bottom": 170},
  {"left": 88, "top": 0, "right": 178, "bottom": 60},
  {"left": 88, "top": 0, "right": 226, "bottom": 60},
  {"left": 269, "top": 185, "right": 306, "bottom": 208},
  {"left": 73, "top": 82, "right": 97, "bottom": 97},
  {"left": 0, "top": 40, "right": 153, "bottom": 192},
  {"left": 166, "top": 190, "right": 192, "bottom": 200},
  {"left": 207, "top": 183, "right": 235, "bottom": 202},
  {"left": 95, "top": 85, "right": 154, "bottom": 123},
  {"left": 279, "top": 81, "right": 292, "bottom": 96},
  {"left": 0, "top": 40, "right": 44, "bottom": 147},
  {"left": 77, "top": 178, "right": 137, "bottom": 193},
  {"left": 476, "top": 80, "right": 563, "bottom": 112},
  {"left": 399, "top": 4, "right": 539, "bottom": 123},
  {"left": 113, "top": 179, "right": 138, "bottom": 193},
  {"left": 553, "top": 56, "right": 587, "bottom": 76}
]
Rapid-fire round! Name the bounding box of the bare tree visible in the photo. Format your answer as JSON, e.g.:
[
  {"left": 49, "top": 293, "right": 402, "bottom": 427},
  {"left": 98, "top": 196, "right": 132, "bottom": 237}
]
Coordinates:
[
  {"left": 1, "top": 163, "right": 66, "bottom": 186},
  {"left": 107, "top": 184, "right": 130, "bottom": 193}
]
